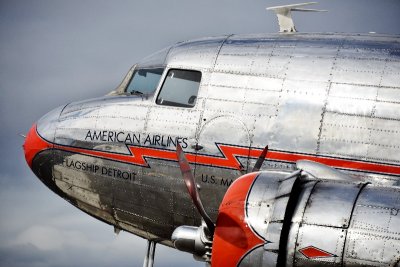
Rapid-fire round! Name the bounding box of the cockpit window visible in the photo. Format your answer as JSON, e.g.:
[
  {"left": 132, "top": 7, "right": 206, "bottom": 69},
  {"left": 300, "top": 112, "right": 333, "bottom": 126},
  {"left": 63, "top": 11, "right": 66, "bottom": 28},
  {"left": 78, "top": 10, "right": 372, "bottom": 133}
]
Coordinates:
[
  {"left": 156, "top": 69, "right": 202, "bottom": 108},
  {"left": 126, "top": 68, "right": 164, "bottom": 95}
]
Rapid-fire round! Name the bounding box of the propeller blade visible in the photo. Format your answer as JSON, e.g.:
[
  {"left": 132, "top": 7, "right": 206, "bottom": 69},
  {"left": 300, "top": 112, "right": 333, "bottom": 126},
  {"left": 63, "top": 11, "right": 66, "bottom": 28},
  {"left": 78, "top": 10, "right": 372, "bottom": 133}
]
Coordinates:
[
  {"left": 176, "top": 143, "right": 215, "bottom": 235},
  {"left": 252, "top": 145, "right": 269, "bottom": 172}
]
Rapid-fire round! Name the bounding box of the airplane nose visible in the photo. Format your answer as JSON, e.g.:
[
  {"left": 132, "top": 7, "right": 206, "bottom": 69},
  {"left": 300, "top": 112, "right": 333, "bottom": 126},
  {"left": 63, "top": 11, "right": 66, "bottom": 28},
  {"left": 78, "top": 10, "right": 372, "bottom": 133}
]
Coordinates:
[
  {"left": 23, "top": 123, "right": 52, "bottom": 168},
  {"left": 23, "top": 105, "right": 65, "bottom": 168}
]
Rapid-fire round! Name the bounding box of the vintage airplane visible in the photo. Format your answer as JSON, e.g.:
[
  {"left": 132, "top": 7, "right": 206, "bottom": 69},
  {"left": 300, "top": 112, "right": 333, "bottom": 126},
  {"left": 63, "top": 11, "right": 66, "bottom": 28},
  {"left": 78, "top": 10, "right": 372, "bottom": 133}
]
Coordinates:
[{"left": 23, "top": 2, "right": 400, "bottom": 267}]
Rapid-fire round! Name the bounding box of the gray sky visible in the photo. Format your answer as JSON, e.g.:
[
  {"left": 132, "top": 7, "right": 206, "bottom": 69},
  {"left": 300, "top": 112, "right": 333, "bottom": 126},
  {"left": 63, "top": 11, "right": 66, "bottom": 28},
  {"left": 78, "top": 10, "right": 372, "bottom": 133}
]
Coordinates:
[{"left": 1, "top": 0, "right": 399, "bottom": 266}]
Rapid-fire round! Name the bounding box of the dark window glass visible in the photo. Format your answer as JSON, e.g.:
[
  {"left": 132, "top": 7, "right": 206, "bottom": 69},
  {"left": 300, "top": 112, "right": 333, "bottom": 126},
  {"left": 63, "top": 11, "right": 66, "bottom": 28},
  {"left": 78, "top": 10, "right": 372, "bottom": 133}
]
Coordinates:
[
  {"left": 126, "top": 68, "right": 164, "bottom": 95},
  {"left": 156, "top": 69, "right": 201, "bottom": 108}
]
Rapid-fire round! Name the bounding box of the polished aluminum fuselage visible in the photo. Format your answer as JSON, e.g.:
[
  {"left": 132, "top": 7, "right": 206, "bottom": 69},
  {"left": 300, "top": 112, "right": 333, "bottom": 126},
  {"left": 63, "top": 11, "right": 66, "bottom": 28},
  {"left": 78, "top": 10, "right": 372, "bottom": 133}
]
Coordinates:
[{"left": 31, "top": 33, "right": 400, "bottom": 249}]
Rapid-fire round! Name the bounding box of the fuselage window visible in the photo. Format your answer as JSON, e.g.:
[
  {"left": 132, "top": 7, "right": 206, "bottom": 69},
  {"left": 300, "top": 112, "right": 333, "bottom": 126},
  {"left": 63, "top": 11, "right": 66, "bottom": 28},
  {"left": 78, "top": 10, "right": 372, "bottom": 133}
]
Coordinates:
[
  {"left": 156, "top": 69, "right": 201, "bottom": 108},
  {"left": 126, "top": 68, "right": 164, "bottom": 95}
]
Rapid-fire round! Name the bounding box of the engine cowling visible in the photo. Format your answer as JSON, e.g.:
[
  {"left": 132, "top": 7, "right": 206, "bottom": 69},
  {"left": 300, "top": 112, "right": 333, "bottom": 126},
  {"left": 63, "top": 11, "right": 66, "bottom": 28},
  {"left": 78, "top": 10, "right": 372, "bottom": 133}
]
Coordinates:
[
  {"left": 210, "top": 170, "right": 400, "bottom": 267},
  {"left": 211, "top": 172, "right": 265, "bottom": 266}
]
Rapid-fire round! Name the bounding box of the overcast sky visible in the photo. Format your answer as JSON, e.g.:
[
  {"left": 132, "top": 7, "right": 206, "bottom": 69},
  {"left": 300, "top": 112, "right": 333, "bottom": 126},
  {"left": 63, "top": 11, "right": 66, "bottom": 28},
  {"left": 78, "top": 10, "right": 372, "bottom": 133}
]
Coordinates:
[{"left": 1, "top": 1, "right": 399, "bottom": 266}]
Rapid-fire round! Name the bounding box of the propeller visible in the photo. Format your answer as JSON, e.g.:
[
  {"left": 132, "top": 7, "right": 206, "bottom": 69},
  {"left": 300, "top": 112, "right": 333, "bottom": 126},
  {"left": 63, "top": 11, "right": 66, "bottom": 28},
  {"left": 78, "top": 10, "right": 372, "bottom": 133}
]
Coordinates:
[
  {"left": 251, "top": 145, "right": 269, "bottom": 172},
  {"left": 176, "top": 143, "right": 215, "bottom": 236}
]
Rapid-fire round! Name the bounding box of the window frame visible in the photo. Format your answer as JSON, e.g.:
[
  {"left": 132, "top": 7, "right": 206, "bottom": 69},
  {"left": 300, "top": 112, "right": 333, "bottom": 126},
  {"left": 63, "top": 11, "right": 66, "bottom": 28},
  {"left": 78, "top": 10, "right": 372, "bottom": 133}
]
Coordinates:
[{"left": 155, "top": 68, "right": 202, "bottom": 109}]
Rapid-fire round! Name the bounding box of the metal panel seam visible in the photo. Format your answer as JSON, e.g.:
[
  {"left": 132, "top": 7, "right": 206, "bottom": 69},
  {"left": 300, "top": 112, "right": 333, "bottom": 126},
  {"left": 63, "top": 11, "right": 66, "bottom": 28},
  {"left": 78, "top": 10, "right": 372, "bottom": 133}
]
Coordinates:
[
  {"left": 340, "top": 182, "right": 370, "bottom": 267},
  {"left": 277, "top": 177, "right": 307, "bottom": 266}
]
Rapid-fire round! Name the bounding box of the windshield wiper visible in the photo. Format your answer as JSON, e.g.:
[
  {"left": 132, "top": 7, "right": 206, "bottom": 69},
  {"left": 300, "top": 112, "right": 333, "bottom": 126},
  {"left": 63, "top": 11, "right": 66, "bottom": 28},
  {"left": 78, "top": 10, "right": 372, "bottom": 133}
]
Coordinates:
[{"left": 129, "top": 90, "right": 143, "bottom": 95}]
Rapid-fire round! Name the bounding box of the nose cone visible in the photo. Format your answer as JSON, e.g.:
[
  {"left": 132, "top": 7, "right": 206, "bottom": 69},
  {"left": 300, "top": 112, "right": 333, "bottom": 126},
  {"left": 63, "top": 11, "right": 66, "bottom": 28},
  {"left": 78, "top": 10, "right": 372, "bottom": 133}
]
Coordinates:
[
  {"left": 23, "top": 105, "right": 65, "bottom": 168},
  {"left": 23, "top": 124, "right": 52, "bottom": 168}
]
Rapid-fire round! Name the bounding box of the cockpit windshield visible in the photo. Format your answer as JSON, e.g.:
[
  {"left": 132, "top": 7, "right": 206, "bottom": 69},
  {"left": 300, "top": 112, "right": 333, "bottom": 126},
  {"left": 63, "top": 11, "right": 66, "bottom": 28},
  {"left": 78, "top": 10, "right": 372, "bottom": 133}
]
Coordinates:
[{"left": 125, "top": 68, "right": 164, "bottom": 95}]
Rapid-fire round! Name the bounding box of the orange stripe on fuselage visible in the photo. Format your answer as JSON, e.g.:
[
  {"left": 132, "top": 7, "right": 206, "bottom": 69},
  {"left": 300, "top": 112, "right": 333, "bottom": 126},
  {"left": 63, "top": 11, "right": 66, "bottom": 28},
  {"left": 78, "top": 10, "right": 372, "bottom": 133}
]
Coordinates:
[
  {"left": 29, "top": 125, "right": 400, "bottom": 176},
  {"left": 54, "top": 143, "right": 400, "bottom": 176},
  {"left": 250, "top": 150, "right": 400, "bottom": 176}
]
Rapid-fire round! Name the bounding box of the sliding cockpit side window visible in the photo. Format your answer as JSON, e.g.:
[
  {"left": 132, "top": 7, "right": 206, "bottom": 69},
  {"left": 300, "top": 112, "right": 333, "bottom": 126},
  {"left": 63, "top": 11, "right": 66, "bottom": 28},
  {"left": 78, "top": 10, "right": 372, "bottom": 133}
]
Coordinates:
[
  {"left": 156, "top": 69, "right": 202, "bottom": 108},
  {"left": 125, "top": 68, "right": 164, "bottom": 95}
]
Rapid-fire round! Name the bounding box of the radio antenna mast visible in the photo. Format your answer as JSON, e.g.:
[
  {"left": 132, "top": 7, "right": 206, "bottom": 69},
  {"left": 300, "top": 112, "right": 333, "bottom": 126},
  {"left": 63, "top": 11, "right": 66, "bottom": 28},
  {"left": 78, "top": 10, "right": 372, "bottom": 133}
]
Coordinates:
[{"left": 266, "top": 2, "right": 327, "bottom": 33}]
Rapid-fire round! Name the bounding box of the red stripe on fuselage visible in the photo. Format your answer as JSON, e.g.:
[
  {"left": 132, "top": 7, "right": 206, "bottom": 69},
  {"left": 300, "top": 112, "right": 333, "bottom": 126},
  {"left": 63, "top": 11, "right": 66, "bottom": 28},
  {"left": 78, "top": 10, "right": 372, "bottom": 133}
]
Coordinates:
[
  {"left": 31, "top": 127, "right": 400, "bottom": 176},
  {"left": 56, "top": 143, "right": 400, "bottom": 176},
  {"left": 51, "top": 143, "right": 246, "bottom": 170},
  {"left": 252, "top": 150, "right": 400, "bottom": 176}
]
